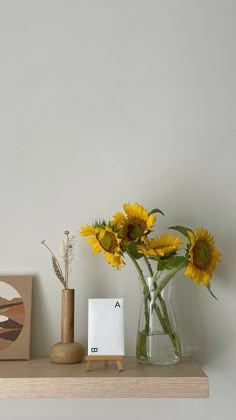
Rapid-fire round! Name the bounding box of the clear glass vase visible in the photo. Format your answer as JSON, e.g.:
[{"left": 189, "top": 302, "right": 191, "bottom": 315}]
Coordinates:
[{"left": 136, "top": 274, "right": 181, "bottom": 365}]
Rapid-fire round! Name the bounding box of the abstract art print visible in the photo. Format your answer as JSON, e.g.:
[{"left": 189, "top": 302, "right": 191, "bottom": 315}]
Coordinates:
[{"left": 0, "top": 276, "right": 32, "bottom": 360}]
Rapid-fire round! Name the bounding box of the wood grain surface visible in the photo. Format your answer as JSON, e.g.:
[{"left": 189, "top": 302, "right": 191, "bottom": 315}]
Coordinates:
[{"left": 0, "top": 356, "right": 208, "bottom": 398}]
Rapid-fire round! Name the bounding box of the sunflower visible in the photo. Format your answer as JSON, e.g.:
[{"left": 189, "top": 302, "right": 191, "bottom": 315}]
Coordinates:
[
  {"left": 138, "top": 234, "right": 184, "bottom": 257},
  {"left": 112, "top": 202, "right": 156, "bottom": 243},
  {"left": 185, "top": 227, "right": 221, "bottom": 286},
  {"left": 80, "top": 224, "right": 125, "bottom": 269}
]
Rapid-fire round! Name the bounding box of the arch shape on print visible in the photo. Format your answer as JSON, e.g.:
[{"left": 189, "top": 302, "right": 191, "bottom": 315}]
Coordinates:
[
  {"left": 0, "top": 282, "right": 25, "bottom": 351},
  {"left": 0, "top": 276, "right": 32, "bottom": 360}
]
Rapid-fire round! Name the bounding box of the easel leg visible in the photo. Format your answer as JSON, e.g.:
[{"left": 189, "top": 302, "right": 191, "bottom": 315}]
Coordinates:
[
  {"left": 116, "top": 360, "right": 123, "bottom": 371},
  {"left": 86, "top": 356, "right": 124, "bottom": 371},
  {"left": 86, "top": 360, "right": 93, "bottom": 371}
]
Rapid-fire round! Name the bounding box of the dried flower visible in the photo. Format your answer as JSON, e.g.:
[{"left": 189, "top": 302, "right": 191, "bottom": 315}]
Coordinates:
[
  {"left": 41, "top": 230, "right": 76, "bottom": 289},
  {"left": 60, "top": 240, "right": 66, "bottom": 258}
]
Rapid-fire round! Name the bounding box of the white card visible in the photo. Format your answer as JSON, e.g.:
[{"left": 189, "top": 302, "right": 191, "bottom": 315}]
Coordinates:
[{"left": 88, "top": 298, "right": 124, "bottom": 356}]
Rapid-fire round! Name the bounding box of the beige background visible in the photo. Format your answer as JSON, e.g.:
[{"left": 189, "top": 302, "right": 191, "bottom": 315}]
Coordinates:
[
  {"left": 0, "top": 276, "right": 32, "bottom": 360},
  {"left": 0, "top": 0, "right": 235, "bottom": 418}
]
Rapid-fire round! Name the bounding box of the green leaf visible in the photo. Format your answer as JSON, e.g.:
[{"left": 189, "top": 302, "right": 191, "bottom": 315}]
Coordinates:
[
  {"left": 168, "top": 225, "right": 194, "bottom": 239},
  {"left": 127, "top": 242, "right": 143, "bottom": 260},
  {"left": 149, "top": 208, "right": 165, "bottom": 216},
  {"left": 152, "top": 259, "right": 187, "bottom": 299},
  {"left": 206, "top": 283, "right": 218, "bottom": 300},
  {"left": 158, "top": 256, "right": 187, "bottom": 271},
  {"left": 147, "top": 256, "right": 159, "bottom": 262}
]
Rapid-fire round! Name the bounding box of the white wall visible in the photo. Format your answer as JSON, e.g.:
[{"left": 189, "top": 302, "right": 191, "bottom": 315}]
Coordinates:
[{"left": 0, "top": 0, "right": 235, "bottom": 418}]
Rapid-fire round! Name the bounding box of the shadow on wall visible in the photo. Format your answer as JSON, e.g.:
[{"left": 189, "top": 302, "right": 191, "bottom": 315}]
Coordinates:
[
  {"left": 74, "top": 250, "right": 113, "bottom": 351},
  {"left": 173, "top": 260, "right": 228, "bottom": 367},
  {"left": 30, "top": 274, "right": 53, "bottom": 358}
]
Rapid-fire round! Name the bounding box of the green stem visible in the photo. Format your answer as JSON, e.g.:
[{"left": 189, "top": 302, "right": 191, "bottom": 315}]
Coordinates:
[
  {"left": 158, "top": 295, "right": 171, "bottom": 333},
  {"left": 127, "top": 252, "right": 149, "bottom": 294},
  {"left": 152, "top": 262, "right": 186, "bottom": 355},
  {"left": 129, "top": 254, "right": 185, "bottom": 359},
  {"left": 153, "top": 303, "right": 167, "bottom": 331},
  {"left": 152, "top": 261, "right": 186, "bottom": 303},
  {"left": 127, "top": 252, "right": 150, "bottom": 334},
  {"left": 143, "top": 256, "right": 173, "bottom": 335},
  {"left": 144, "top": 255, "right": 153, "bottom": 276},
  {"left": 153, "top": 297, "right": 180, "bottom": 354}
]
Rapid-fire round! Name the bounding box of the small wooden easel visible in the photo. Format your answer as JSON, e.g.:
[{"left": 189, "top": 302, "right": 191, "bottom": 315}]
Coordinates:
[{"left": 85, "top": 355, "right": 124, "bottom": 372}]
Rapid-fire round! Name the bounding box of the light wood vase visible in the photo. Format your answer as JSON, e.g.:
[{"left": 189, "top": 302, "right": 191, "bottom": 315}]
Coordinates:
[{"left": 50, "top": 289, "right": 84, "bottom": 364}]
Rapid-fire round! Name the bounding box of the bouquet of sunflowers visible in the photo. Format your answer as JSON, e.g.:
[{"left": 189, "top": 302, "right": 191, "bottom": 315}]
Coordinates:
[{"left": 80, "top": 202, "right": 221, "bottom": 364}]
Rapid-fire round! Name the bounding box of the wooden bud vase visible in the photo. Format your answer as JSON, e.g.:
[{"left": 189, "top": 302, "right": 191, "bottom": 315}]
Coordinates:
[{"left": 50, "top": 289, "right": 84, "bottom": 364}]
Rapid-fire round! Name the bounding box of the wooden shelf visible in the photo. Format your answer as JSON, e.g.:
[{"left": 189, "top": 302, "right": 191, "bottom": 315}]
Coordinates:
[{"left": 0, "top": 357, "right": 208, "bottom": 398}]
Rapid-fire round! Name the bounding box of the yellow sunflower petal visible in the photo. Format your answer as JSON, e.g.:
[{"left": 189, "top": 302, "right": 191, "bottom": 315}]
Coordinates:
[
  {"left": 123, "top": 202, "right": 134, "bottom": 218},
  {"left": 184, "top": 263, "right": 194, "bottom": 277},
  {"left": 146, "top": 214, "right": 156, "bottom": 230},
  {"left": 185, "top": 227, "right": 221, "bottom": 286},
  {"left": 115, "top": 202, "right": 155, "bottom": 242},
  {"left": 86, "top": 237, "right": 103, "bottom": 254},
  {"left": 112, "top": 212, "right": 127, "bottom": 227},
  {"left": 104, "top": 252, "right": 125, "bottom": 270},
  {"left": 138, "top": 234, "right": 184, "bottom": 257},
  {"left": 201, "top": 271, "right": 211, "bottom": 286},
  {"left": 80, "top": 225, "right": 96, "bottom": 237}
]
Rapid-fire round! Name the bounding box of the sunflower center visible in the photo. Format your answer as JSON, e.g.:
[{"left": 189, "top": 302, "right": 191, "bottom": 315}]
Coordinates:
[
  {"left": 192, "top": 240, "right": 211, "bottom": 269},
  {"left": 98, "top": 231, "right": 118, "bottom": 253},
  {"left": 125, "top": 223, "right": 144, "bottom": 240}
]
